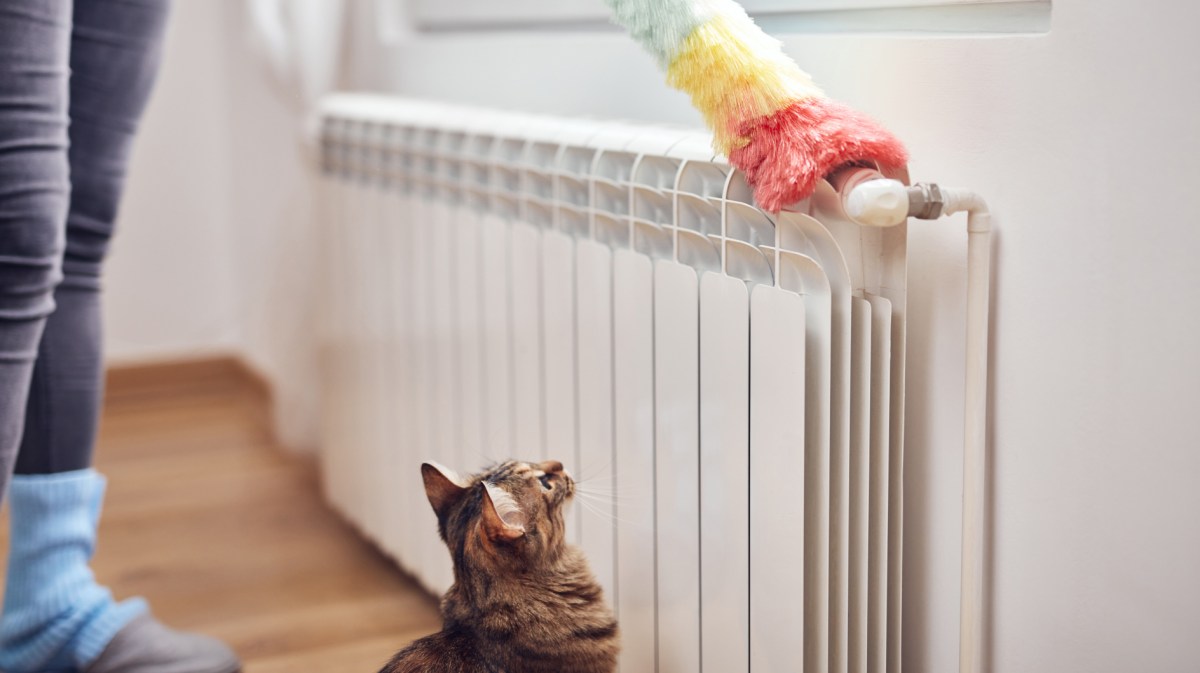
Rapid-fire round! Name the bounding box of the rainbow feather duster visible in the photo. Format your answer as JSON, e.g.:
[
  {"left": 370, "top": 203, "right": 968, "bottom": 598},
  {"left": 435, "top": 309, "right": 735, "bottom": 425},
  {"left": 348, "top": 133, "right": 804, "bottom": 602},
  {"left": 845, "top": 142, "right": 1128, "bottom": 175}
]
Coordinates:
[{"left": 606, "top": 0, "right": 908, "bottom": 212}]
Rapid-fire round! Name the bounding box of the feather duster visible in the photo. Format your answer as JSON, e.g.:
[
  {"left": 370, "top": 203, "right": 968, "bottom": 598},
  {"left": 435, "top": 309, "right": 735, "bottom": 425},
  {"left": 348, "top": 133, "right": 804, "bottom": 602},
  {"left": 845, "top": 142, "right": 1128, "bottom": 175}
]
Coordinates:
[{"left": 606, "top": 0, "right": 908, "bottom": 211}]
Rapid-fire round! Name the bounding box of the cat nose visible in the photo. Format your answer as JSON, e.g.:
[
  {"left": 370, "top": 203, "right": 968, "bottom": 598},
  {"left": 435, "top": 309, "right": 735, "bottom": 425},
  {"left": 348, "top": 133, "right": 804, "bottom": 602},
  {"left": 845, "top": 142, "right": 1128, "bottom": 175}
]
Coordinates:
[{"left": 539, "top": 460, "right": 564, "bottom": 475}]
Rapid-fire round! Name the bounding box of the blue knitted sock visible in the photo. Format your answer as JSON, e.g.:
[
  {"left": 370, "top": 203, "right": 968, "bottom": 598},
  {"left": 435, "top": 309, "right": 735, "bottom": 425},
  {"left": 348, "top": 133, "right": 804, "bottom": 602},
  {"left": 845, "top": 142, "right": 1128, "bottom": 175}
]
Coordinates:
[{"left": 0, "top": 469, "right": 148, "bottom": 673}]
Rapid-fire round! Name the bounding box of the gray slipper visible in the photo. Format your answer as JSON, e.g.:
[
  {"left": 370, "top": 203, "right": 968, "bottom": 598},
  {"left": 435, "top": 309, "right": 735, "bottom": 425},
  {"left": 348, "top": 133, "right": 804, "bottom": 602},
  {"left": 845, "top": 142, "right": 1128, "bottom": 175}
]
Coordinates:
[{"left": 83, "top": 613, "right": 241, "bottom": 673}]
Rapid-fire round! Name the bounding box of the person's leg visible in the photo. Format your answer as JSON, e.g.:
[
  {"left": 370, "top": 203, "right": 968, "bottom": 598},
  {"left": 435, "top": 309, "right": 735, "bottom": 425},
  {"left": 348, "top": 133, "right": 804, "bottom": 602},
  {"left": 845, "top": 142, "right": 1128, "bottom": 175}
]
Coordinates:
[
  {"left": 0, "top": 2, "right": 150, "bottom": 670},
  {"left": 1, "top": 2, "right": 238, "bottom": 672},
  {"left": 0, "top": 1, "right": 71, "bottom": 503},
  {"left": 14, "top": 0, "right": 172, "bottom": 477}
]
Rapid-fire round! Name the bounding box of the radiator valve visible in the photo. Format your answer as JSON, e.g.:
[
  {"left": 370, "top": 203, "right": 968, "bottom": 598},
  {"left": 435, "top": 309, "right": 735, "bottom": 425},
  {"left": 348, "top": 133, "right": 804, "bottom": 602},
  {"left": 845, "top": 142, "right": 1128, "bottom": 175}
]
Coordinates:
[{"left": 838, "top": 168, "right": 958, "bottom": 227}]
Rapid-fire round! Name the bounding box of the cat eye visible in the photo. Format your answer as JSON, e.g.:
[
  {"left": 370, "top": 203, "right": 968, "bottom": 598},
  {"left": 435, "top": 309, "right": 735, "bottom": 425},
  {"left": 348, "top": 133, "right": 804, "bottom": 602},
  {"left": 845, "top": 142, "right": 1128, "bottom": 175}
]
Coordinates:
[{"left": 538, "top": 474, "right": 553, "bottom": 490}]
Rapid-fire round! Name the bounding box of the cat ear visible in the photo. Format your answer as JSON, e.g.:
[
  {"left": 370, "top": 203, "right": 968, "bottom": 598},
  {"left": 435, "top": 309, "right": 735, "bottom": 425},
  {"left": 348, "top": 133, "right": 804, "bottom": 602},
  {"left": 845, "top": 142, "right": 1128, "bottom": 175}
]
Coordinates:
[
  {"left": 422, "top": 462, "right": 468, "bottom": 518},
  {"left": 480, "top": 482, "right": 526, "bottom": 544}
]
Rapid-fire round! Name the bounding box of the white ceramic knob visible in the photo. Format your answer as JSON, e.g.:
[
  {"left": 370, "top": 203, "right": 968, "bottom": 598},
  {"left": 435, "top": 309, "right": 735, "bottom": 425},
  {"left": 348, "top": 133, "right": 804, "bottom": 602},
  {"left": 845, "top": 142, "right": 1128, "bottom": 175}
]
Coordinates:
[{"left": 844, "top": 177, "right": 909, "bottom": 227}]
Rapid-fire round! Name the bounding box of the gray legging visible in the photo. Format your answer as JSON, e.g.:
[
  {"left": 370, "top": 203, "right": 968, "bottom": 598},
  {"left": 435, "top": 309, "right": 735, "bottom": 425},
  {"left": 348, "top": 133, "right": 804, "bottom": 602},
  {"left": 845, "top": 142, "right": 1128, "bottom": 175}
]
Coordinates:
[{"left": 0, "top": 1, "right": 170, "bottom": 502}]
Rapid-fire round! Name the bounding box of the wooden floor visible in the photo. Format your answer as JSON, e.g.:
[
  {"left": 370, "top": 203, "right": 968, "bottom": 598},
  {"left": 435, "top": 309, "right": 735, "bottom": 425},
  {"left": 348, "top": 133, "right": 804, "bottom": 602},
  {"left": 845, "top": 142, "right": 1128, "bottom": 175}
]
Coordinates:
[{"left": 0, "top": 364, "right": 441, "bottom": 672}]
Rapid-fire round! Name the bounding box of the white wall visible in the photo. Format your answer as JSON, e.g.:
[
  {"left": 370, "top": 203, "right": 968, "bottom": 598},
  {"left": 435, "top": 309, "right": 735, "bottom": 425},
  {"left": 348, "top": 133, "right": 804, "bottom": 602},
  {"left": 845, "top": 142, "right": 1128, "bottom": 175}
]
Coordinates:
[
  {"left": 105, "top": 1, "right": 239, "bottom": 362},
  {"left": 107, "top": 1, "right": 323, "bottom": 449},
  {"left": 340, "top": 1, "right": 1200, "bottom": 672}
]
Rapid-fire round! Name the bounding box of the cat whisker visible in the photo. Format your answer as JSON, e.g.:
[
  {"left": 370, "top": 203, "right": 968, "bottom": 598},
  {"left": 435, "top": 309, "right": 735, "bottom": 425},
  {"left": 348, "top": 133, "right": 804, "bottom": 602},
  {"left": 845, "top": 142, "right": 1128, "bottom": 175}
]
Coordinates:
[
  {"left": 576, "top": 487, "right": 624, "bottom": 499},
  {"left": 573, "top": 481, "right": 616, "bottom": 493},
  {"left": 573, "top": 491, "right": 635, "bottom": 505},
  {"left": 573, "top": 485, "right": 645, "bottom": 500},
  {"left": 572, "top": 486, "right": 625, "bottom": 498},
  {"left": 572, "top": 498, "right": 641, "bottom": 527},
  {"left": 573, "top": 484, "right": 618, "bottom": 494},
  {"left": 573, "top": 475, "right": 614, "bottom": 483},
  {"left": 574, "top": 495, "right": 622, "bottom": 505}
]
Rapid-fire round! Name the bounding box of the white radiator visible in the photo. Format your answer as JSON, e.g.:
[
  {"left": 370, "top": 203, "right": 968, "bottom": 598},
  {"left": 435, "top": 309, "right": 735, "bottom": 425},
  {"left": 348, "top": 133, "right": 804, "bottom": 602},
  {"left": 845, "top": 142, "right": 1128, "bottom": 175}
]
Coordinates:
[{"left": 317, "top": 94, "right": 910, "bottom": 673}]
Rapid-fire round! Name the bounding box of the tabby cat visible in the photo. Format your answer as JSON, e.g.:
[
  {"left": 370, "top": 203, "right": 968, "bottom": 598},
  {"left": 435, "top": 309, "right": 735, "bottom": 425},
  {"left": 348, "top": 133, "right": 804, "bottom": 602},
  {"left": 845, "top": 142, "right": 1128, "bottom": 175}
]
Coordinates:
[{"left": 379, "top": 459, "right": 619, "bottom": 673}]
